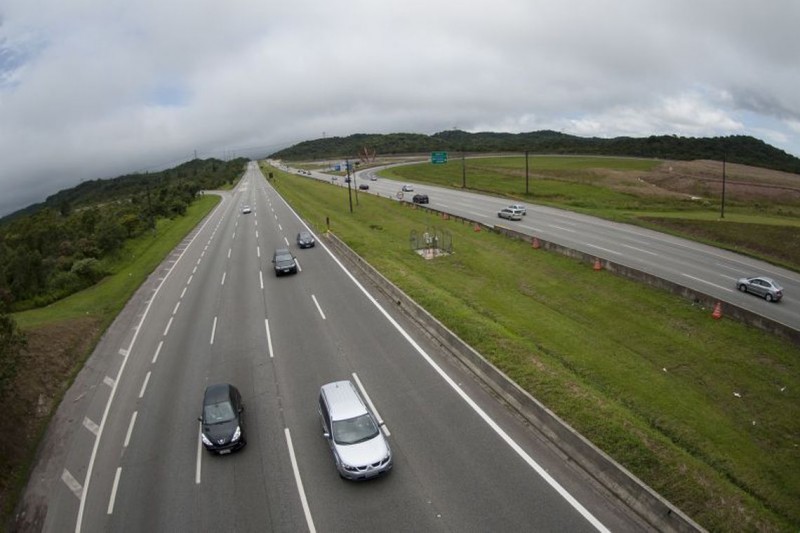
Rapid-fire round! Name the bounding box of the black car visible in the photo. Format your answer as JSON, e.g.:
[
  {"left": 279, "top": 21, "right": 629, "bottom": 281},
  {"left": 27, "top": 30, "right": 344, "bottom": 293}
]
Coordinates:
[
  {"left": 272, "top": 248, "right": 298, "bottom": 275},
  {"left": 296, "top": 231, "right": 316, "bottom": 248},
  {"left": 358, "top": 184, "right": 369, "bottom": 190},
  {"left": 199, "top": 384, "right": 246, "bottom": 454},
  {"left": 412, "top": 194, "right": 429, "bottom": 204}
]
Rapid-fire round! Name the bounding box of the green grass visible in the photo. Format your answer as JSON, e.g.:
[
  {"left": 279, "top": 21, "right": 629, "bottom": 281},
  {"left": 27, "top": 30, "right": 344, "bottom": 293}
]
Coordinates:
[
  {"left": 14, "top": 195, "right": 221, "bottom": 330},
  {"left": 382, "top": 156, "right": 800, "bottom": 271},
  {"left": 264, "top": 162, "right": 800, "bottom": 532}
]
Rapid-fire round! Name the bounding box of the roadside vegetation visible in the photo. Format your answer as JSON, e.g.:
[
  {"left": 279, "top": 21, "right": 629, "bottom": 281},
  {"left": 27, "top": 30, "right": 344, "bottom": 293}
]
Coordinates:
[
  {"left": 0, "top": 156, "right": 239, "bottom": 526},
  {"left": 264, "top": 161, "right": 799, "bottom": 532}
]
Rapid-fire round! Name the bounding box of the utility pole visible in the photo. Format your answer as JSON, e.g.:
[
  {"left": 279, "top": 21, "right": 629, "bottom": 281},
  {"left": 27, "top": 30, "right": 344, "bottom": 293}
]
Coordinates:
[
  {"left": 720, "top": 151, "right": 727, "bottom": 219},
  {"left": 346, "top": 159, "right": 353, "bottom": 213},
  {"left": 525, "top": 151, "right": 529, "bottom": 195},
  {"left": 461, "top": 151, "right": 466, "bottom": 188}
]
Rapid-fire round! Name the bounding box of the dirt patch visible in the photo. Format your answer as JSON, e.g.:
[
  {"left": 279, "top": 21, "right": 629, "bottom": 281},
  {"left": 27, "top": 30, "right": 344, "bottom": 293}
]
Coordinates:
[{"left": 0, "top": 317, "right": 102, "bottom": 525}]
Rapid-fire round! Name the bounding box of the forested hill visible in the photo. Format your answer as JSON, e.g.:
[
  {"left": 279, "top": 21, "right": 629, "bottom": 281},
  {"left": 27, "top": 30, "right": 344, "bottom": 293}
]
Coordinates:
[
  {"left": 270, "top": 130, "right": 800, "bottom": 174},
  {"left": 2, "top": 157, "right": 248, "bottom": 224}
]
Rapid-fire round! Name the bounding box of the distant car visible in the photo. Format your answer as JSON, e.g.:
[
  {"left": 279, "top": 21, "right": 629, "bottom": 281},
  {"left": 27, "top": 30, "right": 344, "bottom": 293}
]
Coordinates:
[
  {"left": 344, "top": 177, "right": 351, "bottom": 183},
  {"left": 241, "top": 206, "right": 252, "bottom": 214},
  {"left": 358, "top": 184, "right": 369, "bottom": 190},
  {"left": 369, "top": 176, "right": 378, "bottom": 181},
  {"left": 272, "top": 248, "right": 298, "bottom": 276},
  {"left": 331, "top": 175, "right": 338, "bottom": 181},
  {"left": 199, "top": 384, "right": 246, "bottom": 454},
  {"left": 318, "top": 380, "right": 393, "bottom": 480},
  {"left": 402, "top": 184, "right": 414, "bottom": 192},
  {"left": 412, "top": 194, "right": 429, "bottom": 204},
  {"left": 498, "top": 207, "right": 523, "bottom": 221},
  {"left": 737, "top": 276, "right": 783, "bottom": 302},
  {"left": 296, "top": 231, "right": 315, "bottom": 248},
  {"left": 507, "top": 204, "right": 526, "bottom": 215}
]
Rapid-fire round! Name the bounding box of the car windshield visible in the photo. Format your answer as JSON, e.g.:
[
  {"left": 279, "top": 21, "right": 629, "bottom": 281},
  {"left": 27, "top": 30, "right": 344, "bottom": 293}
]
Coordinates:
[
  {"left": 332, "top": 414, "right": 379, "bottom": 445},
  {"left": 276, "top": 254, "right": 293, "bottom": 263},
  {"left": 204, "top": 400, "right": 235, "bottom": 424}
]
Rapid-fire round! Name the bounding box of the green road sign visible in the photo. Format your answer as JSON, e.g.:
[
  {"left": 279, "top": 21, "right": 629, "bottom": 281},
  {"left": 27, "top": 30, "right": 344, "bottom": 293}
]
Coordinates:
[{"left": 431, "top": 151, "right": 448, "bottom": 164}]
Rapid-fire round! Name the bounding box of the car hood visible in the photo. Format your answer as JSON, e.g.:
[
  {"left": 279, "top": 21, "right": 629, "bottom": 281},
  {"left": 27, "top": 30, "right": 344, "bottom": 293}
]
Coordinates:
[
  {"left": 203, "top": 420, "right": 238, "bottom": 445},
  {"left": 335, "top": 434, "right": 390, "bottom": 466}
]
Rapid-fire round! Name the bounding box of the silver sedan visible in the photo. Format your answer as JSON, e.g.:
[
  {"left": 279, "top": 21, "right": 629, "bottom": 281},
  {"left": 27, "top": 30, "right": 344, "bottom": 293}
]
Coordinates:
[{"left": 737, "top": 276, "right": 784, "bottom": 302}]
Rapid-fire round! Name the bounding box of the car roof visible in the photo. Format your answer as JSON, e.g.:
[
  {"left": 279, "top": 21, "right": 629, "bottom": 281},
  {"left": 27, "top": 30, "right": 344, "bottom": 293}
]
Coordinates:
[
  {"left": 320, "top": 380, "right": 368, "bottom": 421},
  {"left": 204, "top": 383, "right": 234, "bottom": 404}
]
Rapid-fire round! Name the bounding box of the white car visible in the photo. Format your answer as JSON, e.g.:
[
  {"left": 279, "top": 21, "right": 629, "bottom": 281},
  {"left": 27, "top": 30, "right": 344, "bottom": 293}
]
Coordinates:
[
  {"left": 498, "top": 207, "right": 523, "bottom": 221},
  {"left": 402, "top": 184, "right": 414, "bottom": 192},
  {"left": 507, "top": 204, "right": 526, "bottom": 215},
  {"left": 241, "top": 206, "right": 252, "bottom": 214}
]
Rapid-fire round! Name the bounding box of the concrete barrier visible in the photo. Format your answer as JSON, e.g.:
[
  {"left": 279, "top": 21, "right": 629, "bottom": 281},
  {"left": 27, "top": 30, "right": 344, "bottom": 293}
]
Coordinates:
[{"left": 323, "top": 231, "right": 705, "bottom": 533}]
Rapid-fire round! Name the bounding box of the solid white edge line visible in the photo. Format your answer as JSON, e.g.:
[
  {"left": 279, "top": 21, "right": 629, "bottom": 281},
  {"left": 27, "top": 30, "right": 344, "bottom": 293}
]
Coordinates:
[
  {"left": 124, "top": 412, "right": 137, "bottom": 448},
  {"left": 284, "top": 428, "right": 316, "bottom": 533},
  {"left": 75, "top": 195, "right": 227, "bottom": 533},
  {"left": 106, "top": 467, "right": 121, "bottom": 514},
  {"left": 210, "top": 316, "right": 217, "bottom": 345},
  {"left": 196, "top": 423, "right": 203, "bottom": 484},
  {"left": 293, "top": 219, "right": 609, "bottom": 533},
  {"left": 351, "top": 373, "right": 389, "bottom": 437},
  {"left": 265, "top": 319, "right": 274, "bottom": 358},
  {"left": 311, "top": 294, "right": 326, "bottom": 320}
]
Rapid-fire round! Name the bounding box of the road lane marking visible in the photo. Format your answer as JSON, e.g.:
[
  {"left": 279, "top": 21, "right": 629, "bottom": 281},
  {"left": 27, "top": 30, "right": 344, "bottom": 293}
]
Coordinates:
[
  {"left": 584, "top": 243, "right": 622, "bottom": 256},
  {"left": 259, "top": 270, "right": 264, "bottom": 289},
  {"left": 103, "top": 376, "right": 115, "bottom": 388},
  {"left": 163, "top": 316, "right": 173, "bottom": 336},
  {"left": 187, "top": 274, "right": 193, "bottom": 285},
  {"left": 256, "top": 230, "right": 259, "bottom": 239},
  {"left": 228, "top": 248, "right": 231, "bottom": 259},
  {"left": 210, "top": 316, "right": 218, "bottom": 345},
  {"left": 152, "top": 341, "right": 163, "bottom": 364},
  {"left": 548, "top": 224, "right": 576, "bottom": 232},
  {"left": 283, "top": 236, "right": 289, "bottom": 246},
  {"left": 173, "top": 301, "right": 181, "bottom": 315},
  {"left": 621, "top": 243, "right": 658, "bottom": 256},
  {"left": 192, "top": 266, "right": 197, "bottom": 274},
  {"left": 196, "top": 424, "right": 203, "bottom": 484},
  {"left": 232, "top": 231, "right": 236, "bottom": 240},
  {"left": 62, "top": 469, "right": 83, "bottom": 500},
  {"left": 295, "top": 259, "right": 302, "bottom": 273},
  {"left": 124, "top": 412, "right": 137, "bottom": 448},
  {"left": 352, "top": 373, "right": 389, "bottom": 437},
  {"left": 681, "top": 273, "right": 735, "bottom": 292},
  {"left": 257, "top": 246, "right": 261, "bottom": 258},
  {"left": 221, "top": 272, "right": 226, "bottom": 286},
  {"left": 118, "top": 348, "right": 128, "bottom": 357},
  {"left": 285, "top": 429, "right": 317, "bottom": 533},
  {"left": 265, "top": 319, "right": 274, "bottom": 358},
  {"left": 180, "top": 287, "right": 187, "bottom": 299},
  {"left": 107, "top": 467, "right": 122, "bottom": 514},
  {"left": 311, "top": 295, "right": 326, "bottom": 320},
  {"left": 83, "top": 417, "right": 99, "bottom": 436},
  {"left": 139, "top": 371, "right": 151, "bottom": 398}
]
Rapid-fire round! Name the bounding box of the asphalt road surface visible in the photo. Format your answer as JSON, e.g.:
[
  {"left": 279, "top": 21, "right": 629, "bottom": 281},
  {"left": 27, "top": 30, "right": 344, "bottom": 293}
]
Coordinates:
[
  {"left": 20, "top": 162, "right": 652, "bottom": 532},
  {"left": 298, "top": 162, "right": 799, "bottom": 332}
]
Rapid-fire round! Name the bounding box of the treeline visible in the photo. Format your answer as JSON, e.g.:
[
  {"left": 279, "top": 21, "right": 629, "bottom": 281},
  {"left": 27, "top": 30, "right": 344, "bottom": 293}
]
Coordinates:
[
  {"left": 270, "top": 130, "right": 800, "bottom": 174},
  {"left": 0, "top": 158, "right": 247, "bottom": 311}
]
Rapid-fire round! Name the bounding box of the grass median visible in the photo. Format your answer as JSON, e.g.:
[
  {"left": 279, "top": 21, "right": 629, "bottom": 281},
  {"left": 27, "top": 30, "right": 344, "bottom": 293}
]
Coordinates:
[{"left": 265, "top": 164, "right": 799, "bottom": 532}]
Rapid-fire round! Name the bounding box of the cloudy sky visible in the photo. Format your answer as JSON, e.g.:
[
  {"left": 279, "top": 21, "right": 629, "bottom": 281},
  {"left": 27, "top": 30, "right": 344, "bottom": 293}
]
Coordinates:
[{"left": 1, "top": 0, "right": 799, "bottom": 217}]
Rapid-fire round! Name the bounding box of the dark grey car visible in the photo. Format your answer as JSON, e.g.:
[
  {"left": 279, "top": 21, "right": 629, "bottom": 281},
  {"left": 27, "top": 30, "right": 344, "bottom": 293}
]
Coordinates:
[
  {"left": 737, "top": 276, "right": 783, "bottom": 302},
  {"left": 296, "top": 231, "right": 315, "bottom": 248},
  {"left": 199, "top": 384, "right": 246, "bottom": 454},
  {"left": 272, "top": 248, "right": 298, "bottom": 275}
]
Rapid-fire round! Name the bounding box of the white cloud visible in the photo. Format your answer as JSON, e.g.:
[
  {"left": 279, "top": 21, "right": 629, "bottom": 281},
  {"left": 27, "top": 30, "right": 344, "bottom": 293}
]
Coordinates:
[{"left": 1, "top": 0, "right": 799, "bottom": 216}]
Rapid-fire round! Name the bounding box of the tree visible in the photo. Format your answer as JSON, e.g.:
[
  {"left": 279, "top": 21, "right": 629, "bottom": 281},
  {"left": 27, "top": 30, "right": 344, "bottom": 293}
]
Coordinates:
[{"left": 0, "top": 311, "right": 26, "bottom": 396}]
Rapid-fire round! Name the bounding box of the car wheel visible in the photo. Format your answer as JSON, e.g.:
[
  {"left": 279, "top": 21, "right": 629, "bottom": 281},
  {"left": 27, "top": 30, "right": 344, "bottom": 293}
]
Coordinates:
[
  {"left": 738, "top": 284, "right": 747, "bottom": 293},
  {"left": 765, "top": 293, "right": 774, "bottom": 302}
]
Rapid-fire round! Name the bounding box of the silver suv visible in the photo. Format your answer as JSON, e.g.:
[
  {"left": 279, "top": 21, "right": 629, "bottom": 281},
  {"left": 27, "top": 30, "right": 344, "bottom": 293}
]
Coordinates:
[{"left": 318, "top": 380, "right": 393, "bottom": 480}]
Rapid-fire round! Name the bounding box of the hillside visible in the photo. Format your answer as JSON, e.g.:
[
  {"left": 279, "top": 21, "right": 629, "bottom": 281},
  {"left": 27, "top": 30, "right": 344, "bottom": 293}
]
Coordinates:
[{"left": 270, "top": 130, "right": 800, "bottom": 175}]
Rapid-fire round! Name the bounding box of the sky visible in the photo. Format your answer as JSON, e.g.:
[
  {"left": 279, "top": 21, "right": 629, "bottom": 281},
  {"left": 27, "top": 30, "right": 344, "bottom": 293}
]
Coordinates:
[{"left": 1, "top": 0, "right": 799, "bottom": 217}]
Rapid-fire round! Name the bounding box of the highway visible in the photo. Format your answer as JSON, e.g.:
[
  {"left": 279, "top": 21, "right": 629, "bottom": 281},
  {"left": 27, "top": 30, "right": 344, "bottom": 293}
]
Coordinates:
[
  {"left": 22, "top": 162, "right": 650, "bottom": 532},
  {"left": 304, "top": 163, "right": 799, "bottom": 332}
]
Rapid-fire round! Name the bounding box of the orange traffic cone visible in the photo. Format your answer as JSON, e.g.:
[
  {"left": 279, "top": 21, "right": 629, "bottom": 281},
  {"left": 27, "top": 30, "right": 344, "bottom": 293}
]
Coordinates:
[
  {"left": 593, "top": 258, "right": 602, "bottom": 271},
  {"left": 531, "top": 237, "right": 540, "bottom": 249},
  {"left": 712, "top": 302, "right": 722, "bottom": 320}
]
